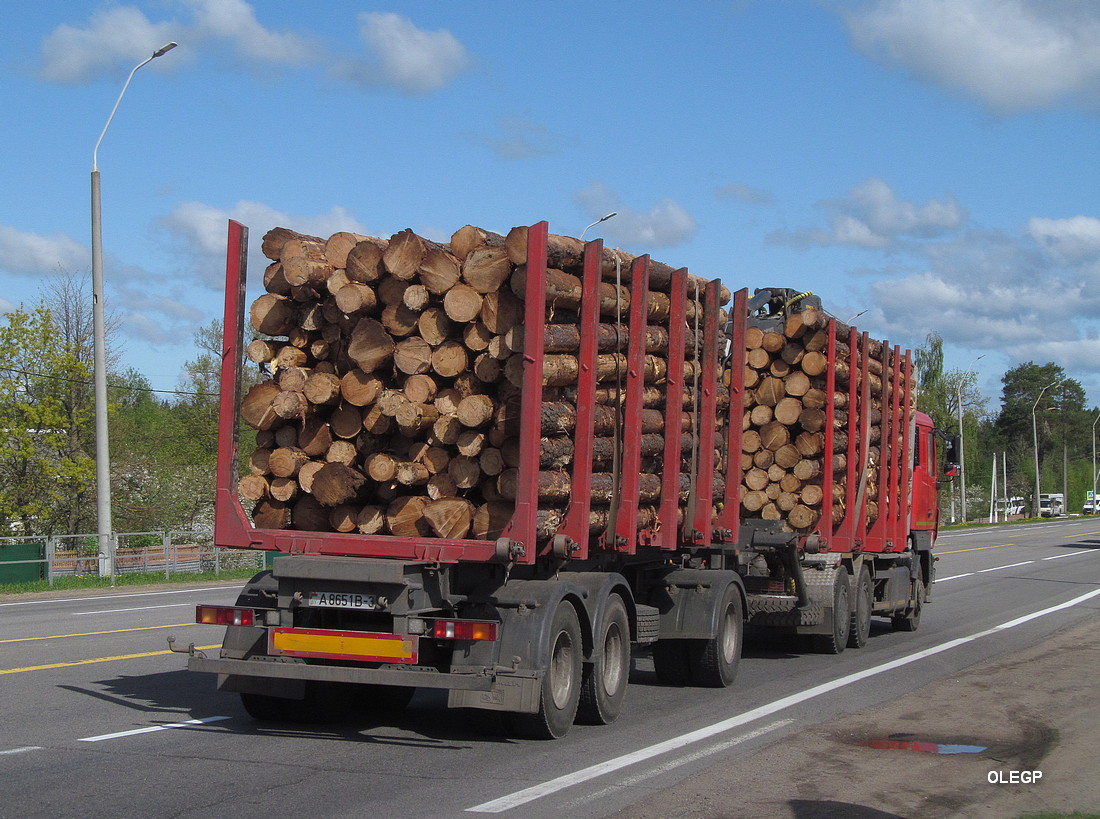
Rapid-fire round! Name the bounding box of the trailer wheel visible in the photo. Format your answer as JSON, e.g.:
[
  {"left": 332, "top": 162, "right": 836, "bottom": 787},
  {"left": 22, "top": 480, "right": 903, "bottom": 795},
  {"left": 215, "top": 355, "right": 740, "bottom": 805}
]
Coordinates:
[
  {"left": 812, "top": 569, "right": 851, "bottom": 655},
  {"left": 688, "top": 583, "right": 743, "bottom": 688},
  {"left": 652, "top": 640, "right": 692, "bottom": 686},
  {"left": 508, "top": 601, "right": 583, "bottom": 739},
  {"left": 847, "top": 566, "right": 873, "bottom": 649},
  {"left": 240, "top": 691, "right": 298, "bottom": 721},
  {"left": 578, "top": 595, "right": 630, "bottom": 725},
  {"left": 892, "top": 577, "right": 924, "bottom": 632},
  {"left": 239, "top": 682, "right": 341, "bottom": 723}
]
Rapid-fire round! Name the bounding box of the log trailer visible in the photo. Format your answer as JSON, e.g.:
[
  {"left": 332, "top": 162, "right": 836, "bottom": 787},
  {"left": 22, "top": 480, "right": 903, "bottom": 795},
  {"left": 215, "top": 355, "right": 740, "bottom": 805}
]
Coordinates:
[{"left": 178, "top": 220, "right": 944, "bottom": 739}]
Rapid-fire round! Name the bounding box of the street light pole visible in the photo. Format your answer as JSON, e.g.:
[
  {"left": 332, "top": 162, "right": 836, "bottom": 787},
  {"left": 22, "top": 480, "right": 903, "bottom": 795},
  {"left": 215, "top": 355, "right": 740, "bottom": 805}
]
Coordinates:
[
  {"left": 1092, "top": 413, "right": 1100, "bottom": 513},
  {"left": 90, "top": 42, "right": 177, "bottom": 580},
  {"left": 1031, "top": 381, "right": 1060, "bottom": 518},
  {"left": 957, "top": 354, "right": 985, "bottom": 524}
]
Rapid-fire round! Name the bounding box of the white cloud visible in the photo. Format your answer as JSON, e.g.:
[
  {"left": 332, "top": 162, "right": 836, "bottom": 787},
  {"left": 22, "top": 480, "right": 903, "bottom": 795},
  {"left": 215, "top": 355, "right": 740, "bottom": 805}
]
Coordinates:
[
  {"left": 0, "top": 297, "right": 15, "bottom": 313},
  {"left": 184, "top": 0, "right": 316, "bottom": 64},
  {"left": 341, "top": 13, "right": 471, "bottom": 95},
  {"left": 39, "top": 1, "right": 316, "bottom": 85},
  {"left": 1027, "top": 215, "right": 1100, "bottom": 265},
  {"left": 575, "top": 182, "right": 696, "bottom": 248},
  {"left": 844, "top": 0, "right": 1100, "bottom": 112},
  {"left": 0, "top": 225, "right": 87, "bottom": 276},
  {"left": 162, "top": 200, "right": 368, "bottom": 287},
  {"left": 39, "top": 6, "right": 178, "bottom": 84},
  {"left": 771, "top": 178, "right": 966, "bottom": 249}
]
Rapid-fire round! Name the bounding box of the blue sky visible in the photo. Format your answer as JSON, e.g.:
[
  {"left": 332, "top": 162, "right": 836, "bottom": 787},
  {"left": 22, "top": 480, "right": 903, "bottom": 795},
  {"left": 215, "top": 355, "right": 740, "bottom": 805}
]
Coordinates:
[{"left": 1, "top": 1, "right": 1098, "bottom": 405}]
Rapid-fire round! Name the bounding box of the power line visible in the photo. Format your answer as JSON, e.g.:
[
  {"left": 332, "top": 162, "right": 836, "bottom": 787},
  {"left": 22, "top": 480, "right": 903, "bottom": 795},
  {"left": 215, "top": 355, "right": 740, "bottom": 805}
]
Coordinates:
[{"left": 0, "top": 365, "right": 218, "bottom": 398}]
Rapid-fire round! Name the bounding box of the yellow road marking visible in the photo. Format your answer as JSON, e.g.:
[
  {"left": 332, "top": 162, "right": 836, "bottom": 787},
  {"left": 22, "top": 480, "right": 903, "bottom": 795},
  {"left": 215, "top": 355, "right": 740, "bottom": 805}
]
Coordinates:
[
  {"left": 938, "top": 543, "right": 1015, "bottom": 555},
  {"left": 0, "top": 645, "right": 221, "bottom": 675},
  {"left": 0, "top": 623, "right": 198, "bottom": 644}
]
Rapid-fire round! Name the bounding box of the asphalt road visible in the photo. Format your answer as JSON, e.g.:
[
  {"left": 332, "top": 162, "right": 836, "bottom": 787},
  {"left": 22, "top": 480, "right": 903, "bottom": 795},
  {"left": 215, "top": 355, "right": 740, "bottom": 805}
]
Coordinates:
[{"left": 1, "top": 520, "right": 1098, "bottom": 819}]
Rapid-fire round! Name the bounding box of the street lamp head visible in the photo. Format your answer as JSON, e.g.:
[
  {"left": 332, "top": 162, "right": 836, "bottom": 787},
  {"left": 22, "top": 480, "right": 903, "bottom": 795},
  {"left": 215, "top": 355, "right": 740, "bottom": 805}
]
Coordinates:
[
  {"left": 152, "top": 42, "right": 178, "bottom": 58},
  {"left": 580, "top": 212, "right": 617, "bottom": 240}
]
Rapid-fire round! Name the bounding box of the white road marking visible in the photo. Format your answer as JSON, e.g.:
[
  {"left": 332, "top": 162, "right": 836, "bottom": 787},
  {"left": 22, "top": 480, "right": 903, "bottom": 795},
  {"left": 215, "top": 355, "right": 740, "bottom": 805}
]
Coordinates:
[
  {"left": 977, "top": 561, "right": 1034, "bottom": 573},
  {"left": 78, "top": 716, "right": 230, "bottom": 743},
  {"left": 1043, "top": 550, "right": 1096, "bottom": 560},
  {"left": 559, "top": 720, "right": 794, "bottom": 812},
  {"left": 72, "top": 603, "right": 194, "bottom": 615},
  {"left": 467, "top": 586, "right": 1100, "bottom": 814},
  {"left": 0, "top": 587, "right": 233, "bottom": 608},
  {"left": 0, "top": 746, "right": 43, "bottom": 756},
  {"left": 936, "top": 573, "right": 974, "bottom": 581}
]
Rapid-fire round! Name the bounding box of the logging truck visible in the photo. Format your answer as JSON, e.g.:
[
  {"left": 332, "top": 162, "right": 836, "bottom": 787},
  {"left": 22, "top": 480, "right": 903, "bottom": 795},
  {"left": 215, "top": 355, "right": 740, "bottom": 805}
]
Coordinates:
[{"left": 177, "top": 220, "right": 943, "bottom": 739}]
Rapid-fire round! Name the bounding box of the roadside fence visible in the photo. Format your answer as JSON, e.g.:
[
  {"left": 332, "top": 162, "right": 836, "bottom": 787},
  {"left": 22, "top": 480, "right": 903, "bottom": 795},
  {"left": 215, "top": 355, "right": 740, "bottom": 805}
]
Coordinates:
[{"left": 0, "top": 531, "right": 266, "bottom": 586}]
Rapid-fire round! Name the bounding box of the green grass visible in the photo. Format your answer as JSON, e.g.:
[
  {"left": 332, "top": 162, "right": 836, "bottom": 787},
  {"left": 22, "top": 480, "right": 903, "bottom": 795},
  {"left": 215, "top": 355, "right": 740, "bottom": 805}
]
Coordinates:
[{"left": 0, "top": 567, "right": 258, "bottom": 596}]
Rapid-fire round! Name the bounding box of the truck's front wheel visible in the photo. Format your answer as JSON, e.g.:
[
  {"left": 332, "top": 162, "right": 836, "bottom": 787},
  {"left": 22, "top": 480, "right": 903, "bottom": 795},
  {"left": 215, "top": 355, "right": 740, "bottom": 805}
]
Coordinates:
[
  {"left": 508, "top": 601, "right": 583, "bottom": 739},
  {"left": 847, "top": 566, "right": 873, "bottom": 649},
  {"left": 892, "top": 578, "right": 924, "bottom": 632},
  {"left": 688, "top": 583, "right": 743, "bottom": 688},
  {"left": 811, "top": 569, "right": 851, "bottom": 655}
]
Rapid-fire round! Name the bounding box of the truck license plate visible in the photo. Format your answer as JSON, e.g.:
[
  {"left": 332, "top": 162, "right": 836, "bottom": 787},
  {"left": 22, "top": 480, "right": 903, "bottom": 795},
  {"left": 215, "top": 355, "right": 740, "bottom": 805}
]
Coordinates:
[{"left": 308, "top": 591, "right": 377, "bottom": 610}]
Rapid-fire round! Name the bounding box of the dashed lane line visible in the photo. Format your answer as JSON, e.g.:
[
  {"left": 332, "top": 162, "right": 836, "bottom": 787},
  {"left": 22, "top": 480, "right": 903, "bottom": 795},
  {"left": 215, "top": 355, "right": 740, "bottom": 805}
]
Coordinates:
[
  {"left": 0, "top": 645, "right": 221, "bottom": 675},
  {"left": 0, "top": 587, "right": 235, "bottom": 608},
  {"left": 79, "top": 716, "right": 231, "bottom": 743},
  {"left": 0, "top": 623, "right": 197, "bottom": 644}
]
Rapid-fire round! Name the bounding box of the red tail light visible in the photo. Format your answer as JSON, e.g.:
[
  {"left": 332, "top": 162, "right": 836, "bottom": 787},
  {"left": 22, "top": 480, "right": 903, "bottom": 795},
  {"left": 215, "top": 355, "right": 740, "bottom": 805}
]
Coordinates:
[
  {"left": 196, "top": 605, "right": 256, "bottom": 627},
  {"left": 431, "top": 620, "right": 498, "bottom": 641}
]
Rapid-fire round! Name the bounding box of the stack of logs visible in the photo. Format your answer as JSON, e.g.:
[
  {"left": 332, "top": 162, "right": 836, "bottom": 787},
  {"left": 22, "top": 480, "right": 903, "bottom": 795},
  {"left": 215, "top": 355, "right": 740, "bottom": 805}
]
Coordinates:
[
  {"left": 240, "top": 223, "right": 726, "bottom": 543},
  {"left": 740, "top": 305, "right": 910, "bottom": 533}
]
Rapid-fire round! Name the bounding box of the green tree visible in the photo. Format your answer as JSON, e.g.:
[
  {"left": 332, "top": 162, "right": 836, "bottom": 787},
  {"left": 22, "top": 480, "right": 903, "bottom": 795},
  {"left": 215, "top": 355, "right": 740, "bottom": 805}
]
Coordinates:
[
  {"left": 0, "top": 306, "right": 96, "bottom": 534},
  {"left": 993, "top": 362, "right": 1086, "bottom": 513},
  {"left": 914, "top": 332, "right": 950, "bottom": 427}
]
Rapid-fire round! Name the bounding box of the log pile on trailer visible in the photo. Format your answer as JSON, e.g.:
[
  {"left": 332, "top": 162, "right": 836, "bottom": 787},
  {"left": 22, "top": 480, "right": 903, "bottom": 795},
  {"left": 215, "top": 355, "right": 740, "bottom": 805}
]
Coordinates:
[
  {"left": 239, "top": 224, "right": 730, "bottom": 545},
  {"left": 738, "top": 291, "right": 915, "bottom": 544}
]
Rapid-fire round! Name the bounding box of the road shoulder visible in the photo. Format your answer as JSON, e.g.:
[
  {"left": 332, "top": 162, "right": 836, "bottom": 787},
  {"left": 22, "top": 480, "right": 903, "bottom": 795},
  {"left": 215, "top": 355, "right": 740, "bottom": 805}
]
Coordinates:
[{"left": 614, "top": 616, "right": 1100, "bottom": 819}]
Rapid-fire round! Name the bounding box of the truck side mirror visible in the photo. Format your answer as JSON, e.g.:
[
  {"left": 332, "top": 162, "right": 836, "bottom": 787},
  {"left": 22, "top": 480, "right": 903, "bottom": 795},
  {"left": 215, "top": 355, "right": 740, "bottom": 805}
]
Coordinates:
[{"left": 943, "top": 435, "right": 961, "bottom": 477}]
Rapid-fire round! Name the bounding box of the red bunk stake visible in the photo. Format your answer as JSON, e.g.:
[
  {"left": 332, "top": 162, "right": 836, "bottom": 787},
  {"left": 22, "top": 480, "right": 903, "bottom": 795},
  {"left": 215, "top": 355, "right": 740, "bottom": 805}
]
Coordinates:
[
  {"left": 821, "top": 317, "right": 839, "bottom": 548},
  {"left": 657, "top": 270, "right": 690, "bottom": 549},
  {"left": 501, "top": 221, "right": 548, "bottom": 565},
  {"left": 841, "top": 326, "right": 860, "bottom": 547},
  {"left": 555, "top": 239, "right": 603, "bottom": 559},
  {"left": 716, "top": 288, "right": 749, "bottom": 538},
  {"left": 690, "top": 281, "right": 721, "bottom": 546},
  {"left": 215, "top": 220, "right": 253, "bottom": 551},
  {"left": 899, "top": 350, "right": 914, "bottom": 547},
  {"left": 610, "top": 256, "right": 650, "bottom": 554}
]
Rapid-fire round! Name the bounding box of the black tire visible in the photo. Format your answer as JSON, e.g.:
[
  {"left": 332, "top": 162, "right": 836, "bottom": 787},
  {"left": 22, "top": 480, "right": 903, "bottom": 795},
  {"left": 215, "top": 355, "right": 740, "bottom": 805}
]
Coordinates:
[
  {"left": 892, "top": 577, "right": 924, "bottom": 632},
  {"left": 652, "top": 640, "right": 693, "bottom": 686},
  {"left": 812, "top": 569, "right": 851, "bottom": 654},
  {"left": 240, "top": 691, "right": 298, "bottom": 721},
  {"left": 578, "top": 595, "right": 631, "bottom": 724},
  {"left": 508, "top": 601, "right": 583, "bottom": 739},
  {"left": 354, "top": 684, "right": 417, "bottom": 713},
  {"left": 847, "top": 566, "right": 873, "bottom": 649},
  {"left": 688, "top": 584, "right": 743, "bottom": 688},
  {"left": 239, "top": 681, "right": 341, "bottom": 723}
]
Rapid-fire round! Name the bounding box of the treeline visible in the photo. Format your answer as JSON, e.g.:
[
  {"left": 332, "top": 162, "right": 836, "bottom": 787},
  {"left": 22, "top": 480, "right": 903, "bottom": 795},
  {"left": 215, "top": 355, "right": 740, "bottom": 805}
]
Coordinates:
[
  {"left": 915, "top": 335, "right": 1097, "bottom": 521},
  {"left": 0, "top": 274, "right": 252, "bottom": 537}
]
